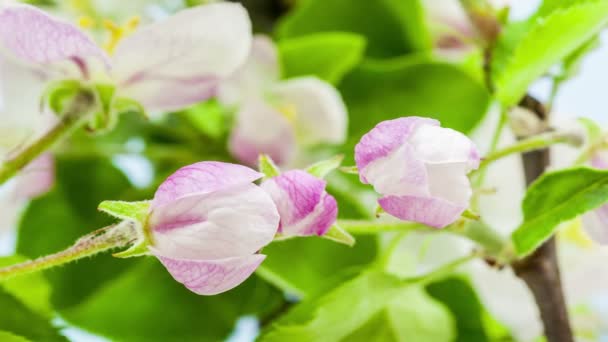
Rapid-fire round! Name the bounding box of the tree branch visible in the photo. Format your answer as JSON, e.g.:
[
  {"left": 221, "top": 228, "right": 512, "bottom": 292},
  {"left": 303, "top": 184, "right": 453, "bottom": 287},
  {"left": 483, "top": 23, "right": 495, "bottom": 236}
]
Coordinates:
[{"left": 511, "top": 94, "right": 574, "bottom": 342}]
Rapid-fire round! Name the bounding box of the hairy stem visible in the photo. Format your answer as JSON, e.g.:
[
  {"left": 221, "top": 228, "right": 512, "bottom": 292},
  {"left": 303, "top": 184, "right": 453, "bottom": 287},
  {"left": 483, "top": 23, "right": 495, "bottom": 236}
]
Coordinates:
[
  {"left": 0, "top": 90, "right": 97, "bottom": 186},
  {"left": 512, "top": 94, "right": 574, "bottom": 342},
  {"left": 0, "top": 222, "right": 135, "bottom": 281}
]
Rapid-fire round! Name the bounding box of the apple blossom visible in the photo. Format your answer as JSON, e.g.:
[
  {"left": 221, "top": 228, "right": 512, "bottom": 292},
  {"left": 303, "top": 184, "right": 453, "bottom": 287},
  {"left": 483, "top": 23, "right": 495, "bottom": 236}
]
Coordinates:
[
  {"left": 261, "top": 170, "right": 337, "bottom": 237},
  {"left": 355, "top": 117, "right": 480, "bottom": 228},
  {"left": 0, "top": 2, "right": 252, "bottom": 138},
  {"left": 219, "top": 35, "right": 348, "bottom": 166},
  {"left": 147, "top": 162, "right": 280, "bottom": 295}
]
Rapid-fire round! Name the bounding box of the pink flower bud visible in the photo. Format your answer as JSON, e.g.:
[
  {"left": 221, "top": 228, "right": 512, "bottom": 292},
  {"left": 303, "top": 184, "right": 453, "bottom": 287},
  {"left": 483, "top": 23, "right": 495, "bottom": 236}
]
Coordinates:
[
  {"left": 148, "top": 162, "right": 279, "bottom": 295},
  {"left": 355, "top": 117, "right": 480, "bottom": 228},
  {"left": 261, "top": 170, "right": 337, "bottom": 237}
]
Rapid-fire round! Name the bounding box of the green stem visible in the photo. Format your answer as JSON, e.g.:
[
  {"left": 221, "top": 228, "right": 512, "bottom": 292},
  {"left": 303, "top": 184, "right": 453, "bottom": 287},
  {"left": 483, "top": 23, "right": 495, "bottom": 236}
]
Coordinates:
[
  {"left": 474, "top": 130, "right": 582, "bottom": 172},
  {"left": 404, "top": 253, "right": 478, "bottom": 285},
  {"left": 0, "top": 90, "right": 97, "bottom": 186},
  {"left": 0, "top": 222, "right": 135, "bottom": 281},
  {"left": 472, "top": 108, "right": 508, "bottom": 191}
]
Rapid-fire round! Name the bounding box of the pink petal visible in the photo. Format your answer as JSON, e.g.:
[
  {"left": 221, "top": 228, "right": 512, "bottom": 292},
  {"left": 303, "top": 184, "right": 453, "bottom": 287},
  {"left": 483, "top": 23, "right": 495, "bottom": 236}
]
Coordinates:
[
  {"left": 153, "top": 251, "right": 265, "bottom": 295},
  {"left": 112, "top": 3, "right": 252, "bottom": 112},
  {"left": 0, "top": 4, "right": 106, "bottom": 76},
  {"left": 218, "top": 35, "right": 280, "bottom": 106},
  {"left": 152, "top": 161, "right": 262, "bottom": 208},
  {"left": 355, "top": 117, "right": 439, "bottom": 178},
  {"left": 378, "top": 195, "right": 465, "bottom": 228},
  {"left": 228, "top": 98, "right": 296, "bottom": 166},
  {"left": 15, "top": 153, "right": 54, "bottom": 199},
  {"left": 272, "top": 77, "right": 348, "bottom": 146},
  {"left": 150, "top": 183, "right": 279, "bottom": 260},
  {"left": 262, "top": 170, "right": 337, "bottom": 236}
]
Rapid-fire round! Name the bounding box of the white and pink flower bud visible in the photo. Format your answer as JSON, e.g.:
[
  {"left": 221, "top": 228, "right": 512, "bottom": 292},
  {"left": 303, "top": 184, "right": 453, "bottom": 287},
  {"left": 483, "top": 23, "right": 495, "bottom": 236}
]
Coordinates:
[
  {"left": 582, "top": 151, "right": 608, "bottom": 244},
  {"left": 147, "top": 162, "right": 279, "bottom": 295},
  {"left": 261, "top": 170, "right": 337, "bottom": 237},
  {"left": 355, "top": 117, "right": 480, "bottom": 228}
]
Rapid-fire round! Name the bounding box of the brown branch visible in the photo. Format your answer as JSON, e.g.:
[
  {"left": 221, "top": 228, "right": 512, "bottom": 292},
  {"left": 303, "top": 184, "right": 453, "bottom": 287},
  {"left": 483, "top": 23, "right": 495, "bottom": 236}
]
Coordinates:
[{"left": 511, "top": 95, "right": 574, "bottom": 342}]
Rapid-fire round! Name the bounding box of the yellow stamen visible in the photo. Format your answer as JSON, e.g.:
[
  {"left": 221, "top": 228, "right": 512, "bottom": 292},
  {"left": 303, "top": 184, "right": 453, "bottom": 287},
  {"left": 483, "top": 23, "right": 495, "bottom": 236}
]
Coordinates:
[
  {"left": 102, "top": 16, "right": 141, "bottom": 55},
  {"left": 77, "top": 16, "right": 95, "bottom": 29},
  {"left": 276, "top": 103, "right": 297, "bottom": 124},
  {"left": 558, "top": 218, "right": 594, "bottom": 248}
]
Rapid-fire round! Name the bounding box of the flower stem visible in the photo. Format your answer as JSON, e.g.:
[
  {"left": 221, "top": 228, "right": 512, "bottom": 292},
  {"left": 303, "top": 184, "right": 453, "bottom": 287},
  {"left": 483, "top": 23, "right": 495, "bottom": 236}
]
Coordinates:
[
  {"left": 0, "top": 89, "right": 97, "bottom": 186},
  {"left": 0, "top": 222, "right": 135, "bottom": 281},
  {"left": 474, "top": 130, "right": 582, "bottom": 173}
]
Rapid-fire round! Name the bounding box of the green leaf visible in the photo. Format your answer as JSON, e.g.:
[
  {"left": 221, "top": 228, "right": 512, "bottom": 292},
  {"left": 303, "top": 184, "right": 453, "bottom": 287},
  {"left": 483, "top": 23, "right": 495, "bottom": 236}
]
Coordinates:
[
  {"left": 59, "top": 259, "right": 283, "bottom": 342},
  {"left": 98, "top": 200, "right": 150, "bottom": 222},
  {"left": 0, "top": 256, "right": 53, "bottom": 318},
  {"left": 427, "top": 277, "right": 512, "bottom": 342},
  {"left": 277, "top": 0, "right": 431, "bottom": 58},
  {"left": 339, "top": 55, "right": 490, "bottom": 161},
  {"left": 492, "top": 0, "right": 608, "bottom": 106},
  {"left": 259, "top": 270, "right": 454, "bottom": 341},
  {"left": 257, "top": 235, "right": 378, "bottom": 297},
  {"left": 259, "top": 154, "right": 281, "bottom": 179},
  {"left": 306, "top": 154, "right": 343, "bottom": 178},
  {"left": 512, "top": 167, "right": 608, "bottom": 256},
  {"left": 0, "top": 331, "right": 31, "bottom": 342},
  {"left": 345, "top": 286, "right": 455, "bottom": 342},
  {"left": 17, "top": 157, "right": 138, "bottom": 309},
  {"left": 180, "top": 100, "right": 227, "bottom": 139},
  {"left": 0, "top": 287, "right": 67, "bottom": 342},
  {"left": 278, "top": 33, "right": 366, "bottom": 84}
]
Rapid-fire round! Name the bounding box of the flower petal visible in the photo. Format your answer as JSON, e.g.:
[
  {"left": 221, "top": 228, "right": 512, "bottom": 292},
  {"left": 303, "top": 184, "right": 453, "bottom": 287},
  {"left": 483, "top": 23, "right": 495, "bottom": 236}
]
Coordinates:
[
  {"left": 0, "top": 4, "right": 106, "bottom": 74},
  {"left": 150, "top": 183, "right": 279, "bottom": 259},
  {"left": 272, "top": 77, "right": 348, "bottom": 146},
  {"left": 408, "top": 124, "right": 480, "bottom": 171},
  {"left": 112, "top": 3, "right": 252, "bottom": 112},
  {"left": 218, "top": 35, "right": 280, "bottom": 106},
  {"left": 355, "top": 117, "right": 439, "bottom": 176},
  {"left": 582, "top": 206, "right": 608, "bottom": 245},
  {"left": 15, "top": 153, "right": 54, "bottom": 199},
  {"left": 378, "top": 194, "right": 465, "bottom": 228},
  {"left": 261, "top": 170, "right": 337, "bottom": 236},
  {"left": 228, "top": 98, "right": 296, "bottom": 166},
  {"left": 152, "top": 161, "right": 262, "bottom": 208},
  {"left": 153, "top": 251, "right": 265, "bottom": 295}
]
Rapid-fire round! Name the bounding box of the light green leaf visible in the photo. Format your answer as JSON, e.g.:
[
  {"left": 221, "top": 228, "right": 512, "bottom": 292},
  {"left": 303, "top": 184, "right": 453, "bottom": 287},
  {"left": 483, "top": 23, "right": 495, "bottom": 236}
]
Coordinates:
[
  {"left": 0, "top": 256, "right": 53, "bottom": 318},
  {"left": 0, "top": 331, "right": 31, "bottom": 342},
  {"left": 322, "top": 224, "right": 356, "bottom": 247},
  {"left": 277, "top": 0, "right": 431, "bottom": 58},
  {"left": 98, "top": 200, "right": 150, "bottom": 222},
  {"left": 492, "top": 0, "right": 608, "bottom": 106},
  {"left": 512, "top": 167, "right": 608, "bottom": 256},
  {"left": 306, "top": 154, "right": 343, "bottom": 178},
  {"left": 180, "top": 100, "right": 227, "bottom": 139},
  {"left": 278, "top": 33, "right": 366, "bottom": 84},
  {"left": 259, "top": 154, "right": 281, "bottom": 179},
  {"left": 259, "top": 270, "right": 454, "bottom": 342}
]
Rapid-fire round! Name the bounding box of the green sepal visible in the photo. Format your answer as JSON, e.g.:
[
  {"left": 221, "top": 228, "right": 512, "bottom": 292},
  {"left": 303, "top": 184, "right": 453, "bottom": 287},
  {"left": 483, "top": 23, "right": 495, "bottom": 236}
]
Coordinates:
[
  {"left": 306, "top": 155, "right": 343, "bottom": 178},
  {"left": 41, "top": 79, "right": 84, "bottom": 116},
  {"left": 259, "top": 154, "right": 281, "bottom": 180},
  {"left": 86, "top": 83, "right": 117, "bottom": 134},
  {"left": 322, "top": 224, "right": 356, "bottom": 247},
  {"left": 112, "top": 97, "right": 147, "bottom": 118},
  {"left": 98, "top": 200, "right": 150, "bottom": 222},
  {"left": 339, "top": 166, "right": 359, "bottom": 175}
]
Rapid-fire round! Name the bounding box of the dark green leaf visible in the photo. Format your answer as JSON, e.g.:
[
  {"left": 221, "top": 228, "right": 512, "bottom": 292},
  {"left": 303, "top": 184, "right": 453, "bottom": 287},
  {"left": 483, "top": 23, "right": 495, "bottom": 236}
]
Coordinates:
[
  {"left": 277, "top": 0, "right": 431, "bottom": 58},
  {"left": 278, "top": 33, "right": 366, "bottom": 84},
  {"left": 512, "top": 167, "right": 608, "bottom": 256}
]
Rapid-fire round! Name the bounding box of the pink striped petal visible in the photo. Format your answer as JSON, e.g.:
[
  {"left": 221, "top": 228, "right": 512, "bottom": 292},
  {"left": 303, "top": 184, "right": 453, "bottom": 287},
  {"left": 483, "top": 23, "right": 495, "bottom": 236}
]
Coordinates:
[
  {"left": 150, "top": 183, "right": 279, "bottom": 260},
  {"left": 261, "top": 170, "right": 337, "bottom": 236},
  {"left": 0, "top": 4, "right": 106, "bottom": 76},
  {"left": 113, "top": 3, "right": 252, "bottom": 112},
  {"left": 355, "top": 117, "right": 439, "bottom": 176},
  {"left": 228, "top": 98, "right": 296, "bottom": 166},
  {"left": 152, "top": 161, "right": 262, "bottom": 208},
  {"left": 378, "top": 195, "right": 465, "bottom": 228},
  {"left": 153, "top": 251, "right": 265, "bottom": 295}
]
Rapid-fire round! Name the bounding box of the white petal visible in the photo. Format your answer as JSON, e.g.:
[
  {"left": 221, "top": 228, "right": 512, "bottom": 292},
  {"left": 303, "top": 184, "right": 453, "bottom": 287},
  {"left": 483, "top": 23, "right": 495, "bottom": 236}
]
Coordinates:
[
  {"left": 425, "top": 162, "right": 472, "bottom": 206},
  {"left": 150, "top": 183, "right": 279, "bottom": 260},
  {"left": 112, "top": 3, "right": 252, "bottom": 112},
  {"left": 409, "top": 124, "right": 480, "bottom": 171},
  {"left": 272, "top": 76, "right": 348, "bottom": 146},
  {"left": 217, "top": 35, "right": 280, "bottom": 106}
]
